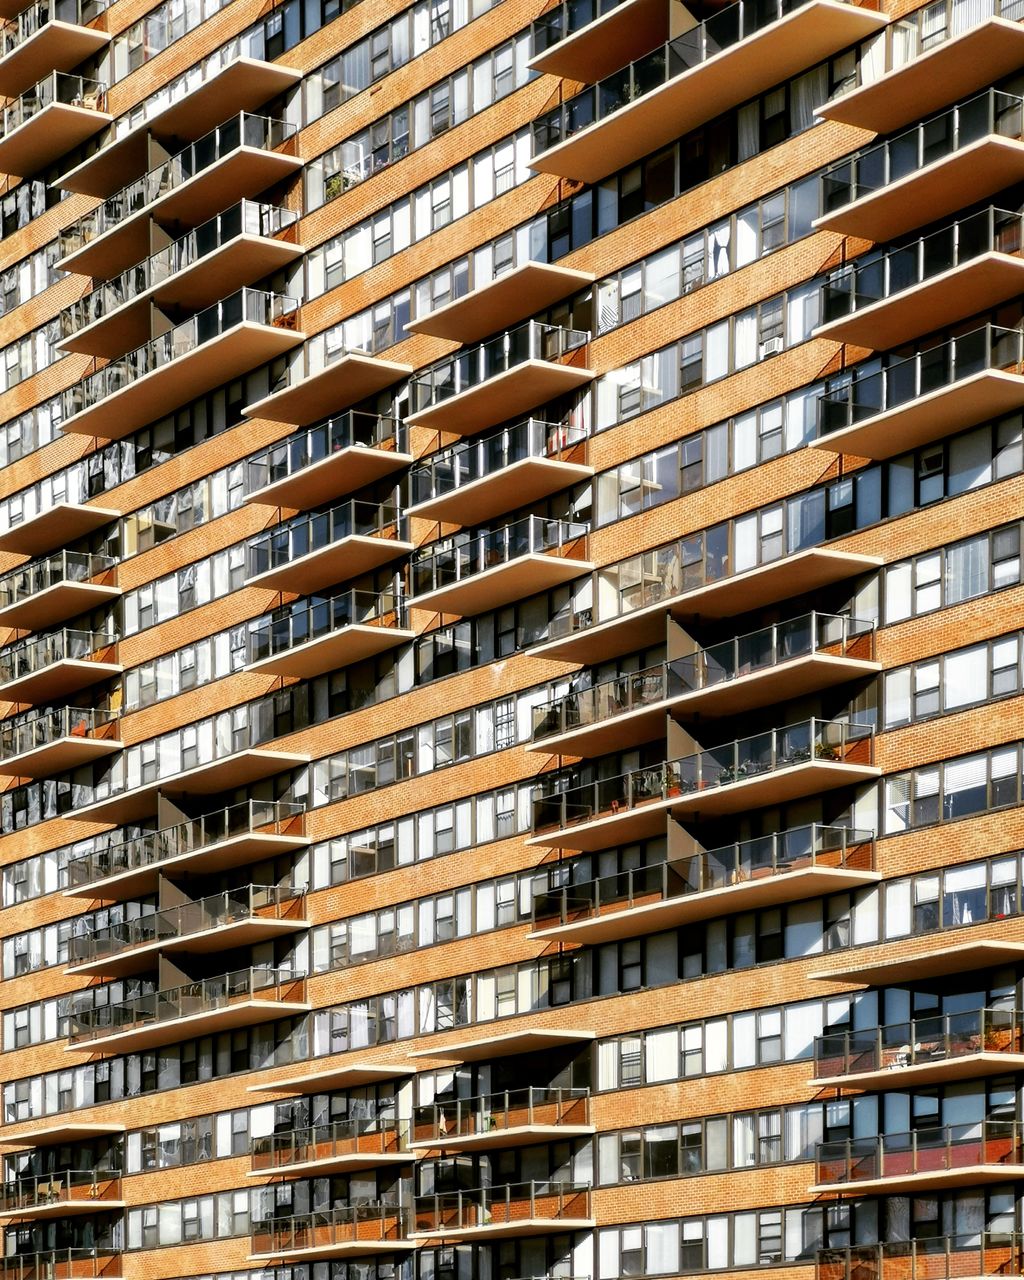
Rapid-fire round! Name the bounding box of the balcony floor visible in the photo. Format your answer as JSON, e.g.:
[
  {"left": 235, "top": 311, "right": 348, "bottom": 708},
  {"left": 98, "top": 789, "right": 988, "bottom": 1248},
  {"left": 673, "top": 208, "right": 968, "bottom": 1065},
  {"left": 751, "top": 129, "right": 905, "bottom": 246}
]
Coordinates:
[
  {"left": 809, "top": 940, "right": 1024, "bottom": 986},
  {"left": 412, "top": 552, "right": 593, "bottom": 619},
  {"left": 406, "top": 361, "right": 594, "bottom": 437},
  {"left": 247, "top": 1063, "right": 411, "bottom": 1095},
  {"left": 0, "top": 99, "right": 111, "bottom": 177},
  {"left": 410, "top": 1218, "right": 596, "bottom": 1242},
  {"left": 408, "top": 1028, "right": 595, "bottom": 1062},
  {"left": 814, "top": 370, "right": 1024, "bottom": 460},
  {"left": 244, "top": 353, "right": 414, "bottom": 426},
  {"left": 0, "top": 656, "right": 122, "bottom": 707},
  {"left": 0, "top": 503, "right": 118, "bottom": 556},
  {"left": 810, "top": 1051, "right": 1024, "bottom": 1093},
  {"left": 528, "top": 0, "right": 674, "bottom": 81},
  {"left": 244, "top": 444, "right": 414, "bottom": 512},
  {"left": 247, "top": 623, "right": 416, "bottom": 680},
  {"left": 410, "top": 456, "right": 593, "bottom": 527},
  {"left": 409, "top": 1124, "right": 595, "bottom": 1153},
  {"left": 247, "top": 535, "right": 415, "bottom": 596},
  {"left": 0, "top": 22, "right": 110, "bottom": 98},
  {"left": 0, "top": 581, "right": 121, "bottom": 633},
  {"left": 246, "top": 1152, "right": 415, "bottom": 1178},
  {"left": 247, "top": 1240, "right": 415, "bottom": 1262},
  {"left": 0, "top": 1198, "right": 126, "bottom": 1222},
  {"left": 530, "top": 0, "right": 887, "bottom": 182},
  {"left": 0, "top": 733, "right": 120, "bottom": 778},
  {"left": 0, "top": 1122, "right": 124, "bottom": 1147},
  {"left": 65, "top": 995, "right": 312, "bottom": 1054},
  {"left": 810, "top": 1165, "right": 1024, "bottom": 1196}
]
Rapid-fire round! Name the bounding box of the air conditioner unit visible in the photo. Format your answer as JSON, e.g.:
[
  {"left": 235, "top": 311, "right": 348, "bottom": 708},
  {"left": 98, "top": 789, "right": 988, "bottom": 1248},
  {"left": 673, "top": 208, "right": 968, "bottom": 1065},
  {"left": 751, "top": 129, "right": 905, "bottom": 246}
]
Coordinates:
[{"left": 759, "top": 337, "right": 784, "bottom": 358}]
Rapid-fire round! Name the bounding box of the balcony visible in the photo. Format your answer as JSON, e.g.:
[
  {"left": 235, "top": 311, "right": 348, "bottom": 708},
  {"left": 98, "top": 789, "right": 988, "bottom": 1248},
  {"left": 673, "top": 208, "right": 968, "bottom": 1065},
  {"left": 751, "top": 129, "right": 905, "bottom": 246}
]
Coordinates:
[
  {"left": 812, "top": 1007, "right": 1024, "bottom": 1091},
  {"left": 529, "top": 0, "right": 674, "bottom": 81},
  {"left": 244, "top": 349, "right": 414, "bottom": 427},
  {"left": 60, "top": 203, "right": 304, "bottom": 359},
  {"left": 407, "top": 263, "right": 595, "bottom": 344},
  {"left": 66, "top": 966, "right": 310, "bottom": 1053},
  {"left": 0, "top": 630, "right": 120, "bottom": 705},
  {"left": 58, "top": 113, "right": 301, "bottom": 279},
  {"left": 530, "top": 0, "right": 886, "bottom": 183},
  {"left": 812, "top": 1121, "right": 1024, "bottom": 1194},
  {"left": 815, "top": 90, "right": 1024, "bottom": 243},
  {"left": 0, "top": 551, "right": 119, "bottom": 633},
  {"left": 244, "top": 413, "right": 411, "bottom": 510},
  {"left": 248, "top": 1207, "right": 414, "bottom": 1261},
  {"left": 410, "top": 419, "right": 591, "bottom": 526},
  {"left": 815, "top": 324, "right": 1024, "bottom": 460},
  {"left": 410, "top": 517, "right": 592, "bottom": 618},
  {"left": 247, "top": 589, "right": 413, "bottom": 679},
  {"left": 0, "top": 707, "right": 120, "bottom": 778},
  {"left": 0, "top": 1172, "right": 122, "bottom": 1220},
  {"left": 411, "top": 1182, "right": 594, "bottom": 1241},
  {"left": 0, "top": 503, "right": 117, "bottom": 557},
  {"left": 61, "top": 290, "right": 303, "bottom": 441},
  {"left": 0, "top": 1254, "right": 119, "bottom": 1280},
  {"left": 59, "top": 56, "right": 302, "bottom": 197},
  {"left": 818, "top": 0, "right": 1024, "bottom": 134},
  {"left": 247, "top": 1063, "right": 411, "bottom": 1096},
  {"left": 66, "top": 885, "right": 308, "bottom": 978},
  {"left": 0, "top": 1122, "right": 124, "bottom": 1147},
  {"left": 408, "top": 1028, "right": 595, "bottom": 1062},
  {"left": 410, "top": 1087, "right": 593, "bottom": 1152},
  {"left": 529, "top": 612, "right": 877, "bottom": 756},
  {"left": 246, "top": 501, "right": 412, "bottom": 595},
  {"left": 529, "top": 825, "right": 877, "bottom": 944},
  {"left": 406, "top": 322, "right": 593, "bottom": 437},
  {"left": 529, "top": 719, "right": 878, "bottom": 851},
  {"left": 249, "top": 1118, "right": 413, "bottom": 1177},
  {"left": 64, "top": 800, "right": 309, "bottom": 900},
  {"left": 0, "top": 0, "right": 108, "bottom": 99},
  {"left": 818, "top": 1235, "right": 1024, "bottom": 1280},
  {"left": 808, "top": 939, "right": 1024, "bottom": 986},
  {"left": 0, "top": 73, "right": 108, "bottom": 175},
  {"left": 816, "top": 207, "right": 1024, "bottom": 350}
]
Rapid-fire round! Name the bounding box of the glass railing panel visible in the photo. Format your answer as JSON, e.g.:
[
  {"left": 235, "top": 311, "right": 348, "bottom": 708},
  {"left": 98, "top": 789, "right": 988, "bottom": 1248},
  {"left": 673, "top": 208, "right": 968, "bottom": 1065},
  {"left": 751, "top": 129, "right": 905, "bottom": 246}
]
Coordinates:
[
  {"left": 246, "top": 500, "right": 403, "bottom": 580},
  {"left": 0, "top": 706, "right": 118, "bottom": 759},
  {"left": 817, "top": 1234, "right": 1024, "bottom": 1280},
  {"left": 816, "top": 1120, "right": 1024, "bottom": 1185},
  {"left": 0, "top": 1171, "right": 120, "bottom": 1214},
  {"left": 0, "top": 628, "right": 116, "bottom": 685},
  {"left": 251, "top": 1116, "right": 410, "bottom": 1170},
  {"left": 411, "top": 515, "right": 588, "bottom": 596},
  {"left": 531, "top": 0, "right": 633, "bottom": 56},
  {"left": 0, "top": 550, "right": 115, "bottom": 610},
  {"left": 250, "top": 1205, "right": 410, "bottom": 1252},
  {"left": 2, "top": 72, "right": 105, "bottom": 133},
  {"left": 245, "top": 412, "right": 405, "bottom": 496},
  {"left": 0, "top": 1251, "right": 119, "bottom": 1280},
  {"left": 412, "top": 1086, "right": 590, "bottom": 1143},
  {"left": 248, "top": 588, "right": 405, "bottom": 664},
  {"left": 2, "top": 0, "right": 107, "bottom": 54},
  {"left": 412, "top": 1181, "right": 592, "bottom": 1232}
]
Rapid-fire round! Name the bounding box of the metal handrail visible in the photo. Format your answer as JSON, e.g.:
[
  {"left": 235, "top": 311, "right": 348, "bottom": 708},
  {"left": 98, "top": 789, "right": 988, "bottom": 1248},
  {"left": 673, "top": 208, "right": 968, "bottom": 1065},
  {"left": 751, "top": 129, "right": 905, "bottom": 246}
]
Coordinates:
[
  {"left": 816, "top": 1120, "right": 1024, "bottom": 1185},
  {"left": 245, "top": 412, "right": 405, "bottom": 496},
  {"left": 411, "top": 515, "right": 588, "bottom": 596},
  {"left": 0, "top": 1170, "right": 120, "bottom": 1214},
  {"left": 817, "top": 1234, "right": 1024, "bottom": 1280},
  {"left": 0, "top": 551, "right": 115, "bottom": 609},
  {"left": 413, "top": 1180, "right": 592, "bottom": 1232},
  {"left": 249, "top": 588, "right": 405, "bottom": 664},
  {"left": 2, "top": 72, "right": 105, "bottom": 134},
  {"left": 412, "top": 1086, "right": 590, "bottom": 1143},
  {"left": 246, "top": 499, "right": 403, "bottom": 580},
  {"left": 0, "top": 629, "right": 116, "bottom": 686},
  {"left": 251, "top": 1203, "right": 410, "bottom": 1251},
  {"left": 0, "top": 1250, "right": 119, "bottom": 1280},
  {"left": 0, "top": 707, "right": 118, "bottom": 760},
  {"left": 251, "top": 1115, "right": 410, "bottom": 1170}
]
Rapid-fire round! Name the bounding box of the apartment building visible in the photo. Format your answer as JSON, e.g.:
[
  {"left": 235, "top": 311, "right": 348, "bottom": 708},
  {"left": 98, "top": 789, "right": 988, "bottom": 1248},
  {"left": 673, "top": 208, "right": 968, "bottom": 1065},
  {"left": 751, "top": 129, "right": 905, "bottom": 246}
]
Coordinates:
[{"left": 0, "top": 0, "right": 1023, "bottom": 1277}]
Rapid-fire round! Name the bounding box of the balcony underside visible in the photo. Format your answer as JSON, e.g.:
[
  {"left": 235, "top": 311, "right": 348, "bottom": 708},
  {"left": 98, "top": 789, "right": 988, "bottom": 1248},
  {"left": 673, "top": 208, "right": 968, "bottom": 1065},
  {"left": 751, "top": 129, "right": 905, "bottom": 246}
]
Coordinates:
[
  {"left": 409, "top": 1124, "right": 595, "bottom": 1153},
  {"left": 406, "top": 362, "right": 594, "bottom": 437},
  {"left": 58, "top": 58, "right": 303, "bottom": 196},
  {"left": 64, "top": 830, "right": 310, "bottom": 901},
  {"left": 62, "top": 321, "right": 305, "bottom": 441},
  {"left": 0, "top": 1198, "right": 126, "bottom": 1222},
  {"left": 815, "top": 253, "right": 1024, "bottom": 351},
  {"left": 247, "top": 535, "right": 414, "bottom": 596},
  {"left": 408, "top": 1028, "right": 595, "bottom": 1062},
  {"left": 0, "top": 733, "right": 120, "bottom": 778},
  {"left": 58, "top": 147, "right": 304, "bottom": 279},
  {"left": 0, "top": 657, "right": 121, "bottom": 707},
  {"left": 813, "top": 370, "right": 1024, "bottom": 461},
  {"left": 529, "top": 549, "right": 883, "bottom": 665},
  {"left": 248, "top": 1063, "right": 411, "bottom": 1095},
  {"left": 411, "top": 1217, "right": 596, "bottom": 1242},
  {"left": 60, "top": 234, "right": 306, "bottom": 358},
  {"left": 66, "top": 915, "right": 310, "bottom": 978},
  {"left": 818, "top": 19, "right": 1024, "bottom": 135},
  {"left": 248, "top": 1239, "right": 415, "bottom": 1262},
  {"left": 65, "top": 996, "right": 311, "bottom": 1053},
  {"left": 247, "top": 623, "right": 416, "bottom": 680},
  {"left": 811, "top": 1051, "right": 1024, "bottom": 1093},
  {"left": 410, "top": 456, "right": 593, "bottom": 527},
  {"left": 530, "top": 0, "right": 887, "bottom": 182},
  {"left": 0, "top": 99, "right": 111, "bottom": 177},
  {"left": 810, "top": 1165, "right": 1024, "bottom": 1196},
  {"left": 0, "top": 581, "right": 120, "bottom": 633},
  {"left": 528, "top": 653, "right": 880, "bottom": 757},
  {"left": 244, "top": 354, "right": 414, "bottom": 426},
  {"left": 244, "top": 444, "right": 414, "bottom": 512},
  {"left": 814, "top": 136, "right": 1024, "bottom": 243},
  {"left": 406, "top": 264, "right": 595, "bottom": 344},
  {"left": 530, "top": 867, "right": 882, "bottom": 945},
  {"left": 0, "top": 504, "right": 118, "bottom": 556},
  {"left": 528, "top": 0, "right": 675, "bottom": 80},
  {"left": 528, "top": 761, "right": 881, "bottom": 851},
  {"left": 809, "top": 940, "right": 1024, "bottom": 986},
  {"left": 0, "top": 22, "right": 110, "bottom": 98},
  {"left": 247, "top": 1152, "right": 415, "bottom": 1178},
  {"left": 412, "top": 553, "right": 593, "bottom": 619},
  {"left": 0, "top": 1122, "right": 124, "bottom": 1147}
]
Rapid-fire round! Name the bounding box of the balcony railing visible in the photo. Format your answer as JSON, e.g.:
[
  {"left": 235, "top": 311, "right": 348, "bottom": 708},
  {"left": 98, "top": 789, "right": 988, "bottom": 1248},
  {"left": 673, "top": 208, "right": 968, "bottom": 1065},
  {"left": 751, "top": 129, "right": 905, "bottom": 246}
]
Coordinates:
[
  {"left": 410, "top": 321, "right": 589, "bottom": 412},
  {"left": 413, "top": 1181, "right": 592, "bottom": 1234},
  {"left": 2, "top": 71, "right": 104, "bottom": 133},
  {"left": 821, "top": 89, "right": 1024, "bottom": 215},
  {"left": 533, "top": 719, "right": 875, "bottom": 833},
  {"left": 251, "top": 1116, "right": 410, "bottom": 1172},
  {"left": 67, "top": 884, "right": 305, "bottom": 968},
  {"left": 245, "top": 412, "right": 406, "bottom": 497},
  {"left": 67, "top": 965, "right": 307, "bottom": 1044},
  {"left": 533, "top": 824, "right": 875, "bottom": 924},
  {"left": 65, "top": 799, "right": 306, "bottom": 890},
  {"left": 819, "top": 324, "right": 1024, "bottom": 436},
  {"left": 410, "top": 419, "right": 587, "bottom": 507},
  {"left": 411, "top": 516, "right": 588, "bottom": 597},
  {"left": 251, "top": 1204, "right": 411, "bottom": 1254},
  {"left": 412, "top": 1087, "right": 591, "bottom": 1145},
  {"left": 249, "top": 589, "right": 405, "bottom": 666},
  {"left": 2, "top": 0, "right": 107, "bottom": 56},
  {"left": 822, "top": 207, "right": 1024, "bottom": 326},
  {"left": 818, "top": 1235, "right": 1024, "bottom": 1280},
  {"left": 531, "top": 0, "right": 632, "bottom": 57},
  {"left": 0, "top": 1252, "right": 119, "bottom": 1280},
  {"left": 0, "top": 707, "right": 118, "bottom": 761},
  {"left": 59, "top": 112, "right": 297, "bottom": 259},
  {"left": 0, "top": 551, "right": 115, "bottom": 613},
  {"left": 62, "top": 289, "right": 298, "bottom": 421},
  {"left": 61, "top": 202, "right": 298, "bottom": 339},
  {"left": 815, "top": 1120, "right": 1024, "bottom": 1187},
  {"left": 246, "top": 500, "right": 404, "bottom": 581},
  {"left": 0, "top": 1170, "right": 120, "bottom": 1215},
  {"left": 815, "top": 1007, "right": 1022, "bottom": 1080},
  {"left": 531, "top": 612, "right": 874, "bottom": 741},
  {"left": 0, "top": 628, "right": 115, "bottom": 687}
]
